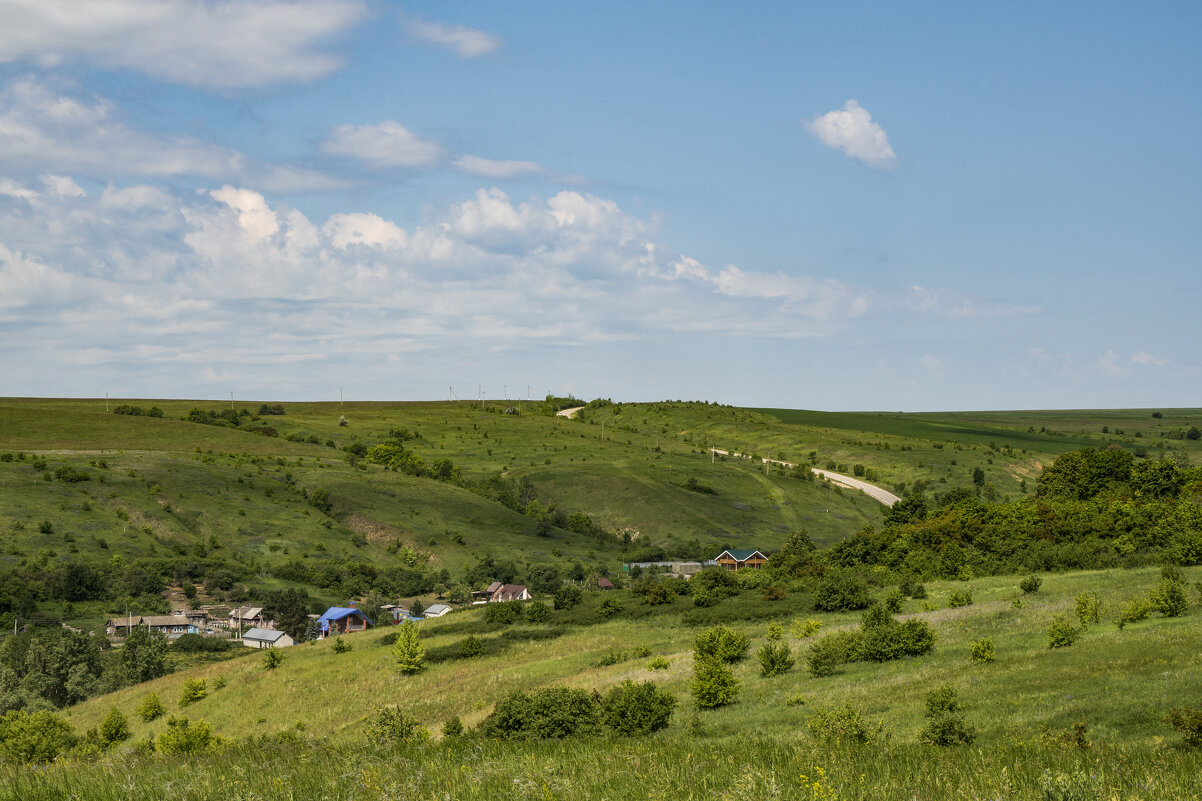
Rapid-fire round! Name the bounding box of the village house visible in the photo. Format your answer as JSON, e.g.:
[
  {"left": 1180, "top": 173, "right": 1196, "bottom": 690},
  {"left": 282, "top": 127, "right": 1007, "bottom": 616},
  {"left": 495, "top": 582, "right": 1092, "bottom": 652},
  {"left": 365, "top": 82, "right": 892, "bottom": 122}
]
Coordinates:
[
  {"left": 241, "top": 628, "right": 295, "bottom": 649},
  {"left": 490, "top": 584, "right": 531, "bottom": 602},
  {"left": 472, "top": 581, "right": 503, "bottom": 603},
  {"left": 715, "top": 549, "right": 768, "bottom": 571},
  {"left": 380, "top": 604, "right": 410, "bottom": 623},
  {"left": 423, "top": 603, "right": 453, "bottom": 618},
  {"left": 317, "top": 607, "right": 372, "bottom": 637},
  {"left": 105, "top": 615, "right": 199, "bottom": 639},
  {"left": 597, "top": 578, "right": 614, "bottom": 590},
  {"left": 228, "top": 606, "right": 274, "bottom": 630}
]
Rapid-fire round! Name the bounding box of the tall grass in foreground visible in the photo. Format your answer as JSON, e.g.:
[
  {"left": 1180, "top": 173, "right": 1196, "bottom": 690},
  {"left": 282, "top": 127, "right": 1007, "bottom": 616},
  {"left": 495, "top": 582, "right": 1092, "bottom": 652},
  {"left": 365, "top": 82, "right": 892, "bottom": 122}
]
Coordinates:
[{"left": 4, "top": 736, "right": 1200, "bottom": 800}]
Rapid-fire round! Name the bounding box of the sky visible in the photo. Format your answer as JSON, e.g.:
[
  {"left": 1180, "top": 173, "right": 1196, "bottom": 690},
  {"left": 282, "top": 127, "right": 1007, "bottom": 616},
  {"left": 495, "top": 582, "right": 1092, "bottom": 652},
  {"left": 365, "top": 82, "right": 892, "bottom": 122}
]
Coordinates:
[{"left": 0, "top": 1, "right": 1199, "bottom": 411}]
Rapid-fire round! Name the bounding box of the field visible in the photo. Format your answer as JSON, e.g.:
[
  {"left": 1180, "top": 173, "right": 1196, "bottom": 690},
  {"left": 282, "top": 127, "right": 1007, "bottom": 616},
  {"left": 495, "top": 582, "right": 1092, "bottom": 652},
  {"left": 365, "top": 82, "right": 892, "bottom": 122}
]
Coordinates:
[{"left": 8, "top": 565, "right": 1202, "bottom": 799}]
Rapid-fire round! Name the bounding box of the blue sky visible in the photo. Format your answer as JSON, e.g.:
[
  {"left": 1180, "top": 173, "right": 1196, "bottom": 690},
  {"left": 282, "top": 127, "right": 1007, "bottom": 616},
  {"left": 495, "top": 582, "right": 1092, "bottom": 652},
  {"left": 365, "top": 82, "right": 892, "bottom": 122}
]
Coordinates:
[{"left": 0, "top": 1, "right": 1198, "bottom": 410}]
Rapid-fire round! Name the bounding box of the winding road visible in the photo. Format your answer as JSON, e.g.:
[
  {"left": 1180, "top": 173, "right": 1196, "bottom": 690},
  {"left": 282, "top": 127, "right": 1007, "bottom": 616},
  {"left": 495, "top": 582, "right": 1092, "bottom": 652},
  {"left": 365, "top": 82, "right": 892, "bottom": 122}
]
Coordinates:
[
  {"left": 710, "top": 448, "right": 900, "bottom": 507},
  {"left": 551, "top": 407, "right": 899, "bottom": 507}
]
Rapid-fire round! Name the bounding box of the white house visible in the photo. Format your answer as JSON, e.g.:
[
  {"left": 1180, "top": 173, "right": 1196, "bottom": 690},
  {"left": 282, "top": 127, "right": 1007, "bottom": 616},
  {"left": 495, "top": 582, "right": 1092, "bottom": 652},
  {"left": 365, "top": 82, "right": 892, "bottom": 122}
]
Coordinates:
[{"left": 423, "top": 603, "right": 453, "bottom": 618}]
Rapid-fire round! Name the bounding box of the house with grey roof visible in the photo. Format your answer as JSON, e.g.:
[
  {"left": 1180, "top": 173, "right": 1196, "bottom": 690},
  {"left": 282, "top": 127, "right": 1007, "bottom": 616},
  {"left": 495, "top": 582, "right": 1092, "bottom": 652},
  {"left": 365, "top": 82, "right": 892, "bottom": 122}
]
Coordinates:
[{"left": 242, "top": 628, "right": 295, "bottom": 649}]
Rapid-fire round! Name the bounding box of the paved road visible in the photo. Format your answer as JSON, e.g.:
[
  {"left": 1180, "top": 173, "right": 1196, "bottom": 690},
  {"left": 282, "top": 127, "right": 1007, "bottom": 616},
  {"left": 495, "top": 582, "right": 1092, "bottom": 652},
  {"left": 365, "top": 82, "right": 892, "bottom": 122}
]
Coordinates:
[
  {"left": 557, "top": 406, "right": 584, "bottom": 418},
  {"left": 710, "top": 448, "right": 899, "bottom": 507}
]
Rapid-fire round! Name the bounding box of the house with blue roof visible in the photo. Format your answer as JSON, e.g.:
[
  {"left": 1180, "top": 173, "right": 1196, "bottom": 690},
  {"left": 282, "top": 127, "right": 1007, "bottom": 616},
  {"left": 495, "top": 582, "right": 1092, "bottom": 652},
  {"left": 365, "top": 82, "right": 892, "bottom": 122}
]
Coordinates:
[{"left": 317, "top": 607, "right": 372, "bottom": 637}]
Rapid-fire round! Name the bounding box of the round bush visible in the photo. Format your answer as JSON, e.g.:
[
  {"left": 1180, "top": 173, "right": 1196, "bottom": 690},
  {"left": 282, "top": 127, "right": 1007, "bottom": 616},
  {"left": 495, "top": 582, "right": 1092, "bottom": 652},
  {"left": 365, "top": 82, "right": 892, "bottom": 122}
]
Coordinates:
[{"left": 602, "top": 680, "right": 677, "bottom": 735}]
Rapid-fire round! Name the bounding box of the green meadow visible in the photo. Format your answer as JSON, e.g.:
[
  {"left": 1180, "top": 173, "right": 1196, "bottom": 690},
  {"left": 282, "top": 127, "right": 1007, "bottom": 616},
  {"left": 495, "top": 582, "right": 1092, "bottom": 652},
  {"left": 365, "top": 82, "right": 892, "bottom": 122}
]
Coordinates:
[{"left": 9, "top": 566, "right": 1202, "bottom": 800}]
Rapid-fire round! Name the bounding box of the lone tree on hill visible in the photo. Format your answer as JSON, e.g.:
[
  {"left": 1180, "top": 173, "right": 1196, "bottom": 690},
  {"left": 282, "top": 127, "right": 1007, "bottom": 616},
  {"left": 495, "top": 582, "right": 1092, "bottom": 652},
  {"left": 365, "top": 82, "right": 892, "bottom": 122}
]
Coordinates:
[{"left": 392, "top": 619, "right": 425, "bottom": 675}]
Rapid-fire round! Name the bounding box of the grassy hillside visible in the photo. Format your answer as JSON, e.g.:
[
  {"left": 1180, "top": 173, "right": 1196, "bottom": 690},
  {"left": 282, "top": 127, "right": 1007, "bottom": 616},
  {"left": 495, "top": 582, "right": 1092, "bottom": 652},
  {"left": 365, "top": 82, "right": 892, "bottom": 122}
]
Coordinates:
[
  {"left": 15, "top": 564, "right": 1202, "bottom": 799},
  {"left": 2, "top": 396, "right": 1199, "bottom": 635}
]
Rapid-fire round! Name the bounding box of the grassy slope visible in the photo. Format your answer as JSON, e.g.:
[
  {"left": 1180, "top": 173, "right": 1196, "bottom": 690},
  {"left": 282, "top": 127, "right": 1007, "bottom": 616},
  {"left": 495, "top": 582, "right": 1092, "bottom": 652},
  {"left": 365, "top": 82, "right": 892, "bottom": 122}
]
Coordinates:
[{"left": 63, "top": 566, "right": 1201, "bottom": 747}]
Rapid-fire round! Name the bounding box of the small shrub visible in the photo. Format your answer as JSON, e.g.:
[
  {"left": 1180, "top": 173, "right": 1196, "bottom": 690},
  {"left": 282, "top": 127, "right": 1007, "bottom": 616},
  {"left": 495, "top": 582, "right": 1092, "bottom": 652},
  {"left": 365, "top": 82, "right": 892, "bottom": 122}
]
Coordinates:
[
  {"left": 597, "top": 596, "right": 624, "bottom": 616},
  {"left": 792, "top": 618, "right": 822, "bottom": 638},
  {"left": 178, "top": 678, "right": 208, "bottom": 707},
  {"left": 813, "top": 572, "right": 871, "bottom": 612},
  {"left": 969, "top": 638, "right": 995, "bottom": 664},
  {"left": 377, "top": 631, "right": 399, "bottom": 647},
  {"left": 757, "top": 640, "right": 794, "bottom": 677},
  {"left": 1047, "top": 614, "right": 1080, "bottom": 648},
  {"left": 806, "top": 631, "right": 858, "bottom": 677},
  {"left": 920, "top": 685, "right": 975, "bottom": 746},
  {"left": 99, "top": 707, "right": 130, "bottom": 747},
  {"left": 483, "top": 601, "right": 521, "bottom": 624},
  {"left": 1041, "top": 722, "right": 1091, "bottom": 749},
  {"left": 524, "top": 602, "right": 551, "bottom": 622},
  {"left": 1150, "top": 578, "right": 1190, "bottom": 617},
  {"left": 1019, "top": 574, "right": 1042, "bottom": 594},
  {"left": 691, "top": 586, "right": 716, "bottom": 608},
  {"left": 602, "top": 680, "right": 677, "bottom": 735},
  {"left": 459, "top": 636, "right": 484, "bottom": 658},
  {"left": 0, "top": 710, "right": 77, "bottom": 763},
  {"left": 1166, "top": 705, "right": 1202, "bottom": 749},
  {"left": 442, "top": 716, "right": 464, "bottom": 738},
  {"left": 392, "top": 619, "right": 425, "bottom": 674},
  {"left": 138, "top": 694, "right": 165, "bottom": 722},
  {"left": 765, "top": 622, "right": 783, "bottom": 641},
  {"left": 693, "top": 625, "right": 749, "bottom": 663},
  {"left": 155, "top": 716, "right": 217, "bottom": 755},
  {"left": 1074, "top": 591, "right": 1101, "bottom": 625},
  {"left": 479, "top": 687, "right": 601, "bottom": 739},
  {"left": 690, "top": 657, "right": 739, "bottom": 708},
  {"left": 785, "top": 694, "right": 807, "bottom": 707},
  {"left": 1117, "top": 597, "right": 1152, "bottom": 630},
  {"left": 365, "top": 707, "right": 430, "bottom": 745},
  {"left": 883, "top": 588, "right": 904, "bottom": 613},
  {"left": 262, "top": 648, "right": 285, "bottom": 670},
  {"left": 806, "top": 704, "right": 886, "bottom": 746},
  {"left": 761, "top": 585, "right": 786, "bottom": 601},
  {"left": 647, "top": 656, "right": 670, "bottom": 670},
  {"left": 947, "top": 589, "right": 973, "bottom": 608},
  {"left": 553, "top": 585, "right": 582, "bottom": 610},
  {"left": 331, "top": 636, "right": 353, "bottom": 654}
]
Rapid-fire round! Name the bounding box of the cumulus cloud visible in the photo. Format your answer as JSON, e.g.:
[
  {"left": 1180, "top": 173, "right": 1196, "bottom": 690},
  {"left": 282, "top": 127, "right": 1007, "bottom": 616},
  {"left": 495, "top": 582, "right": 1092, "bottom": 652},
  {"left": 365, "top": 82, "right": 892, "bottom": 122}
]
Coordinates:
[
  {"left": 322, "top": 121, "right": 444, "bottom": 168},
  {"left": 0, "top": 179, "right": 1042, "bottom": 394},
  {"left": 806, "top": 99, "right": 896, "bottom": 168},
  {"left": 403, "top": 17, "right": 501, "bottom": 58},
  {"left": 0, "top": 78, "right": 342, "bottom": 191},
  {"left": 453, "top": 155, "right": 549, "bottom": 179},
  {"left": 0, "top": 0, "right": 368, "bottom": 89}
]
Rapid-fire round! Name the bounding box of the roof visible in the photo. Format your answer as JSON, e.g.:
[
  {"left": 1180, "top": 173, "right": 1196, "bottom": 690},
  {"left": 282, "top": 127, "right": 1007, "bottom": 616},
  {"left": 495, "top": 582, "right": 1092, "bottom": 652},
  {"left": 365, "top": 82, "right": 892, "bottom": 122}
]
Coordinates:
[
  {"left": 317, "top": 606, "right": 373, "bottom": 631},
  {"left": 597, "top": 578, "right": 614, "bottom": 588},
  {"left": 485, "top": 581, "right": 503, "bottom": 593},
  {"left": 494, "top": 584, "right": 528, "bottom": 599},
  {"left": 425, "top": 604, "right": 452, "bottom": 615},
  {"left": 142, "top": 615, "right": 192, "bottom": 627},
  {"left": 230, "top": 606, "right": 263, "bottom": 619},
  {"left": 717, "top": 549, "right": 767, "bottom": 562},
  {"left": 243, "top": 627, "right": 287, "bottom": 642}
]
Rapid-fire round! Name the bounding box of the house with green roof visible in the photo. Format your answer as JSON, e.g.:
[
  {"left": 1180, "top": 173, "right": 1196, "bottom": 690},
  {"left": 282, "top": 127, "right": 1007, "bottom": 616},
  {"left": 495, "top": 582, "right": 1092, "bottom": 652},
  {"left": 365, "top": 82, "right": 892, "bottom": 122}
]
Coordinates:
[{"left": 715, "top": 549, "right": 767, "bottom": 571}]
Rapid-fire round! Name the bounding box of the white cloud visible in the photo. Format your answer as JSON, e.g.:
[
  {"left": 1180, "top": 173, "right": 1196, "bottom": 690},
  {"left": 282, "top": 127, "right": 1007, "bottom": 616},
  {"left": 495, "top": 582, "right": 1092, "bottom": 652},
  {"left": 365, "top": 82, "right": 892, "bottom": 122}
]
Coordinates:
[
  {"left": 41, "top": 174, "right": 84, "bottom": 197},
  {"left": 1098, "top": 350, "right": 1123, "bottom": 376},
  {"left": 0, "top": 178, "right": 37, "bottom": 200},
  {"left": 0, "top": 179, "right": 1045, "bottom": 395},
  {"left": 0, "top": 78, "right": 342, "bottom": 191},
  {"left": 453, "top": 155, "right": 548, "bottom": 179},
  {"left": 921, "top": 354, "right": 947, "bottom": 378},
  {"left": 1131, "top": 350, "right": 1168, "bottom": 368},
  {"left": 324, "top": 213, "right": 407, "bottom": 249},
  {"left": 806, "top": 99, "right": 896, "bottom": 169},
  {"left": 0, "top": 0, "right": 368, "bottom": 89},
  {"left": 322, "top": 121, "right": 444, "bottom": 168},
  {"left": 403, "top": 17, "right": 501, "bottom": 58}
]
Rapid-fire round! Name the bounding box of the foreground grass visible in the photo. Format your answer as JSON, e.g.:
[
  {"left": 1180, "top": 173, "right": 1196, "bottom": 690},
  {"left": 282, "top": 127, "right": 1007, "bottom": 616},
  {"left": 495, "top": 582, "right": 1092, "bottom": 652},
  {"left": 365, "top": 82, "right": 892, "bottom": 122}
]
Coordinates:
[{"left": 5, "top": 736, "right": 1201, "bottom": 800}]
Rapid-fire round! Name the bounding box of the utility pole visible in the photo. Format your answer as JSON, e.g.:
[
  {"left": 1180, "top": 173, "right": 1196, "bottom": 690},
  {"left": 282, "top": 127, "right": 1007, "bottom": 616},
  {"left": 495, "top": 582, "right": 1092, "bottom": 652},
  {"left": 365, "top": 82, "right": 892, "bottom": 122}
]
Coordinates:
[
  {"left": 340, "top": 387, "right": 343, "bottom": 408},
  {"left": 230, "top": 391, "right": 234, "bottom": 411},
  {"left": 105, "top": 393, "right": 108, "bottom": 412}
]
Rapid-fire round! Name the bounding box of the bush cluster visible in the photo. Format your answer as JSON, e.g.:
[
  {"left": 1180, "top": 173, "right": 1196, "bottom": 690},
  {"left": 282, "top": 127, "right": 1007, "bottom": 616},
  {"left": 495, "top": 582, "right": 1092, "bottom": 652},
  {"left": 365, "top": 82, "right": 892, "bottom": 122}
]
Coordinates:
[
  {"left": 480, "top": 684, "right": 676, "bottom": 740},
  {"left": 919, "top": 685, "right": 976, "bottom": 746}
]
